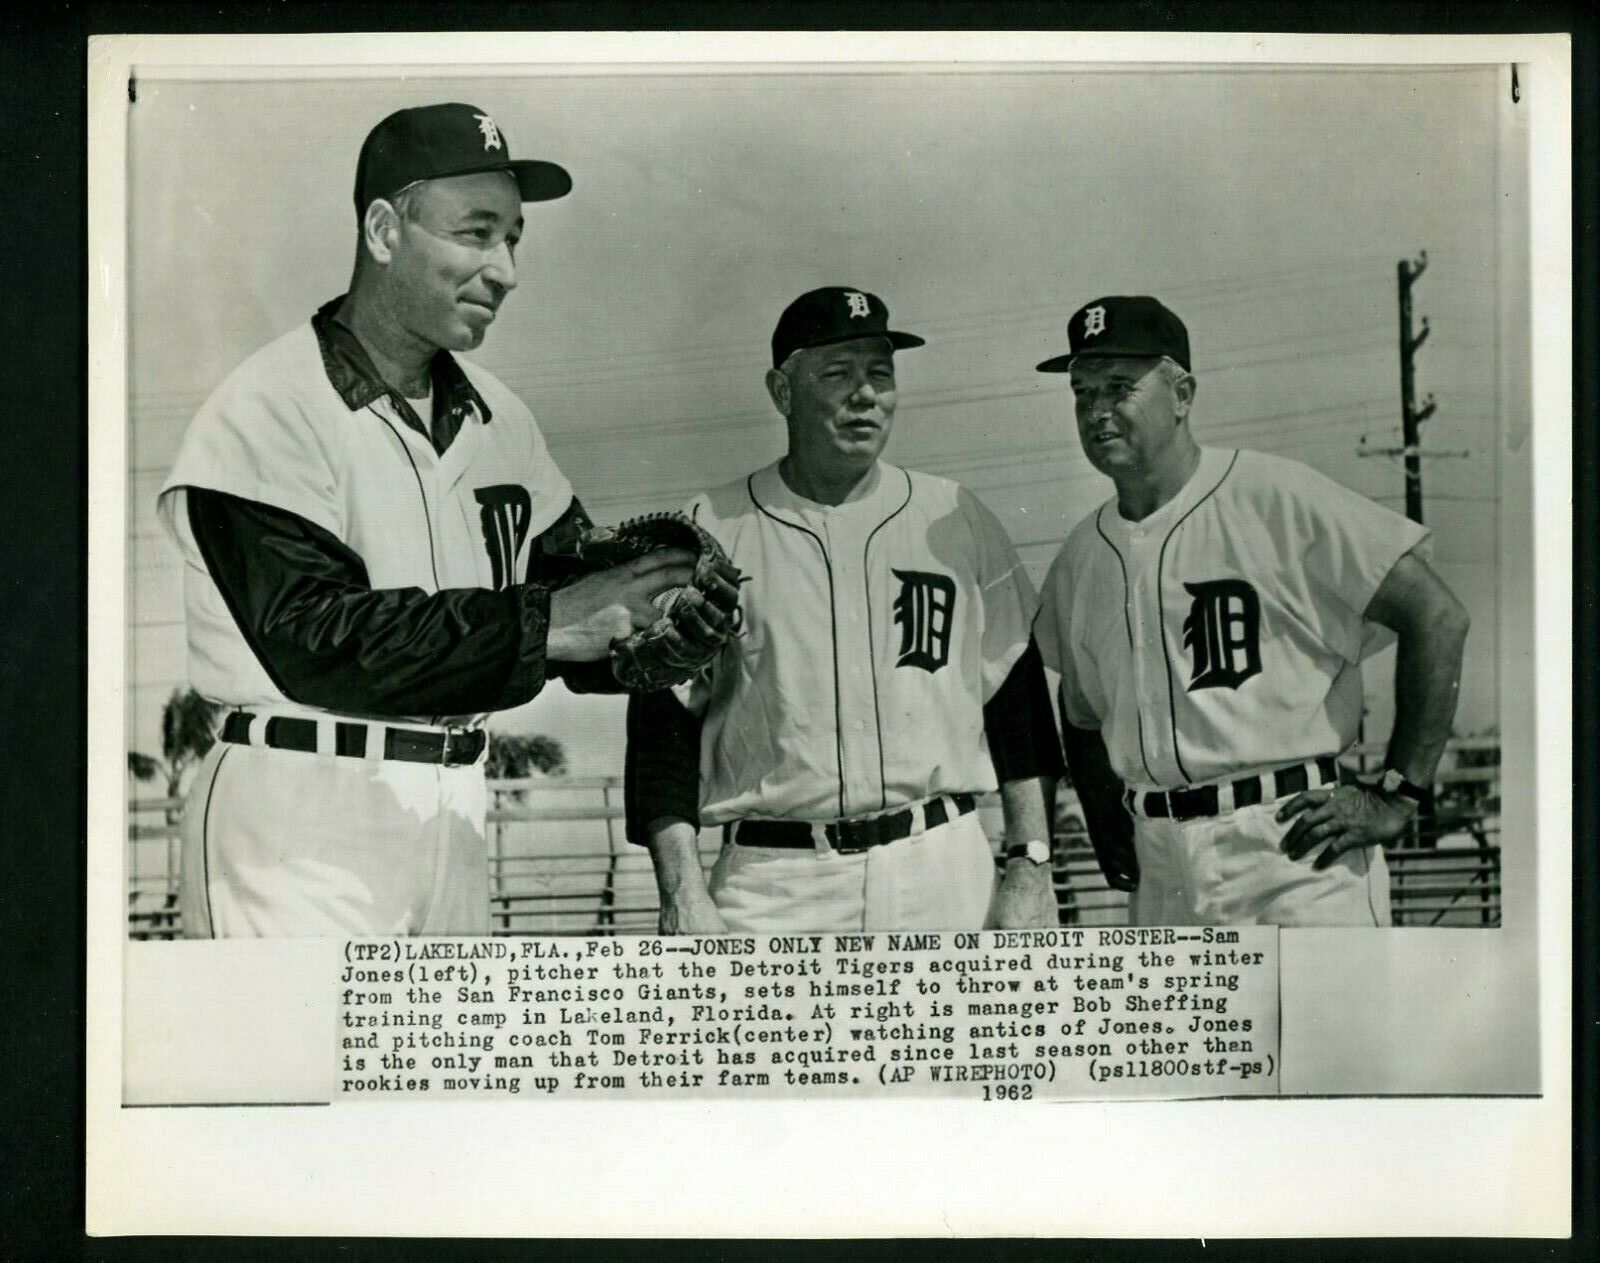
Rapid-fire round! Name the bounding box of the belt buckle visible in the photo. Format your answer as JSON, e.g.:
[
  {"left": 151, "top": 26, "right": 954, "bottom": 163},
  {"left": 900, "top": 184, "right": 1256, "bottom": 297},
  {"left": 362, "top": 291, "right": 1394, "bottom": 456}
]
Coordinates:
[
  {"left": 441, "top": 726, "right": 468, "bottom": 766},
  {"left": 1169, "top": 786, "right": 1214, "bottom": 823},
  {"left": 830, "top": 819, "right": 872, "bottom": 855}
]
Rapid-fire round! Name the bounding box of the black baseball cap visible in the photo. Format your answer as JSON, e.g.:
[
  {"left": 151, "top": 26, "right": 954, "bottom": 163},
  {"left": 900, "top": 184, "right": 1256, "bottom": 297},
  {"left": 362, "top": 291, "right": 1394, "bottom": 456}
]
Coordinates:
[
  {"left": 770, "top": 287, "right": 926, "bottom": 369},
  {"left": 1035, "top": 295, "right": 1191, "bottom": 373},
  {"left": 354, "top": 103, "right": 572, "bottom": 216}
]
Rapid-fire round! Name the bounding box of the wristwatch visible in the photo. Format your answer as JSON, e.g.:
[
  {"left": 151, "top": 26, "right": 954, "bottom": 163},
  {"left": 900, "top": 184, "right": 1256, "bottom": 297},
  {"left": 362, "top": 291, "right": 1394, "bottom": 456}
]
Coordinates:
[
  {"left": 1377, "top": 768, "right": 1428, "bottom": 808},
  {"left": 1004, "top": 840, "right": 1052, "bottom": 866}
]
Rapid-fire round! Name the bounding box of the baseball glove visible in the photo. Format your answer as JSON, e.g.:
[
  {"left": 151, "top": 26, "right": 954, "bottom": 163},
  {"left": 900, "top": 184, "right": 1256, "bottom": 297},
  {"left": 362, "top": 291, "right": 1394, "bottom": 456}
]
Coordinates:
[{"left": 564, "top": 512, "right": 744, "bottom": 691}]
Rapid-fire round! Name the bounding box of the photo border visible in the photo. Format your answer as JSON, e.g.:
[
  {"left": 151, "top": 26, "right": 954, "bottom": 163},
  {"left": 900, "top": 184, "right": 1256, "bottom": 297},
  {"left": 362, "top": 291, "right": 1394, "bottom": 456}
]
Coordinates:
[{"left": 86, "top": 30, "right": 1574, "bottom": 1240}]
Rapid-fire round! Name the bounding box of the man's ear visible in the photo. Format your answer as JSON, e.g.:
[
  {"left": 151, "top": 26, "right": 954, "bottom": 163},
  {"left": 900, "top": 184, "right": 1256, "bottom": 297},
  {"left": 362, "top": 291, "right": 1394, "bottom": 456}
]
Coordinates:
[
  {"left": 764, "top": 367, "right": 791, "bottom": 418},
  {"left": 361, "top": 199, "right": 402, "bottom": 265},
  {"left": 1172, "top": 370, "right": 1197, "bottom": 422}
]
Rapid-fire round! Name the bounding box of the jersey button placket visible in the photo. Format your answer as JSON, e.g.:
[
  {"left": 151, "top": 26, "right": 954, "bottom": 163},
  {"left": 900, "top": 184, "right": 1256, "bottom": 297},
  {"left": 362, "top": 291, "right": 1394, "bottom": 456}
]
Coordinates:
[
  {"left": 1147, "top": 534, "right": 1185, "bottom": 786},
  {"left": 1127, "top": 532, "right": 1148, "bottom": 704},
  {"left": 420, "top": 448, "right": 446, "bottom": 592},
  {"left": 1130, "top": 533, "right": 1170, "bottom": 777},
  {"left": 827, "top": 516, "right": 876, "bottom": 815},
  {"left": 385, "top": 400, "right": 447, "bottom": 593}
]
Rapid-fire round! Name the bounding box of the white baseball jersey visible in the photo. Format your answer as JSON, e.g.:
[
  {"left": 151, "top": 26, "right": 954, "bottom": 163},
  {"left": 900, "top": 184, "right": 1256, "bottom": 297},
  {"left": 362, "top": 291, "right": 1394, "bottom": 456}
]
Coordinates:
[
  {"left": 1036, "top": 446, "right": 1430, "bottom": 791},
  {"left": 157, "top": 306, "right": 573, "bottom": 937},
  {"left": 159, "top": 316, "right": 572, "bottom": 726},
  {"left": 676, "top": 460, "right": 1037, "bottom": 824}
]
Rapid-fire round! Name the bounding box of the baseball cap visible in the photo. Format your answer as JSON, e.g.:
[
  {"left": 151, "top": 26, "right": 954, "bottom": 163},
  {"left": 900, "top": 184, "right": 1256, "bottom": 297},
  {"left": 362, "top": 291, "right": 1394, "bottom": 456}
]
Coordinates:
[
  {"left": 770, "top": 287, "right": 926, "bottom": 369},
  {"left": 1035, "top": 295, "right": 1191, "bottom": 373},
  {"left": 353, "top": 103, "right": 572, "bottom": 216}
]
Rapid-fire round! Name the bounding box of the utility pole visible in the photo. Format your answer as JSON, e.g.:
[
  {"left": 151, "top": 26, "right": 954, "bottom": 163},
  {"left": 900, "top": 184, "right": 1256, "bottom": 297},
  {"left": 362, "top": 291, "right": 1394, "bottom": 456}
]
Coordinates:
[
  {"left": 1361, "top": 253, "right": 1464, "bottom": 509},
  {"left": 1396, "top": 251, "right": 1437, "bottom": 523},
  {"left": 1356, "top": 251, "right": 1471, "bottom": 848}
]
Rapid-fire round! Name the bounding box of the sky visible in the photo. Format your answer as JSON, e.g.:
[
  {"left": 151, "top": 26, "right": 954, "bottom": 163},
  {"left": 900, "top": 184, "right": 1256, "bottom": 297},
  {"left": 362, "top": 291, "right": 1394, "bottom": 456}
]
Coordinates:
[{"left": 122, "top": 62, "right": 1522, "bottom": 775}]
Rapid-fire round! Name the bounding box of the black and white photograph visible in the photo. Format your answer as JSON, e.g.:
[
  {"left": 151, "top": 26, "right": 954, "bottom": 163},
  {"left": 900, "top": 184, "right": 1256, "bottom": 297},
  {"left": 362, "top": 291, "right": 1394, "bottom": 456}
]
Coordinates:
[{"left": 86, "top": 32, "right": 1572, "bottom": 1239}]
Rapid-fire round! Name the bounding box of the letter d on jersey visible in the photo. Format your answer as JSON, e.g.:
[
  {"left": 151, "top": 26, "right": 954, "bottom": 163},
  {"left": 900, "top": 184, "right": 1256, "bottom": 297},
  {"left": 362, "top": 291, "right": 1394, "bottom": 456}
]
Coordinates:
[
  {"left": 892, "top": 568, "right": 956, "bottom": 673},
  {"left": 475, "top": 485, "right": 532, "bottom": 589},
  {"left": 1182, "top": 578, "right": 1262, "bottom": 691}
]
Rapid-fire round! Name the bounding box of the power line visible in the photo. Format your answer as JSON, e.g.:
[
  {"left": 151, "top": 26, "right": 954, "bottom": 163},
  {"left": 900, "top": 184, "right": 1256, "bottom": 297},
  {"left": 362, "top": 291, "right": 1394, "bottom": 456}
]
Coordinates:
[
  {"left": 130, "top": 338, "right": 1407, "bottom": 475},
  {"left": 492, "top": 310, "right": 1393, "bottom": 399},
  {"left": 570, "top": 416, "right": 1398, "bottom": 512},
  {"left": 534, "top": 267, "right": 1394, "bottom": 387},
  {"left": 126, "top": 250, "right": 1400, "bottom": 406},
  {"left": 520, "top": 339, "right": 1396, "bottom": 447},
  {"left": 1367, "top": 494, "right": 1498, "bottom": 505}
]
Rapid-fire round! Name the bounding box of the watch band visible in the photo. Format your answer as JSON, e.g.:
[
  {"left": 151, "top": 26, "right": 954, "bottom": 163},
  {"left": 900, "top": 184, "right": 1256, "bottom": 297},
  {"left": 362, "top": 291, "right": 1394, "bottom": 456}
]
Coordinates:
[
  {"left": 1378, "top": 768, "right": 1428, "bottom": 805},
  {"left": 1004, "top": 840, "right": 1052, "bottom": 865}
]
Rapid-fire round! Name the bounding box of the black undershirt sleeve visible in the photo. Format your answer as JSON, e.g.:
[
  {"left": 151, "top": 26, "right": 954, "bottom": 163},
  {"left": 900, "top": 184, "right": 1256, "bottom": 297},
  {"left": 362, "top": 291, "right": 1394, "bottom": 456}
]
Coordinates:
[
  {"left": 622, "top": 639, "right": 1060, "bottom": 847},
  {"left": 1060, "top": 715, "right": 1139, "bottom": 892},
  {"left": 524, "top": 495, "right": 622, "bottom": 695},
  {"left": 623, "top": 689, "right": 703, "bottom": 844},
  {"left": 187, "top": 487, "right": 553, "bottom": 717},
  {"left": 983, "top": 637, "right": 1067, "bottom": 783},
  {"left": 525, "top": 494, "right": 594, "bottom": 586}
]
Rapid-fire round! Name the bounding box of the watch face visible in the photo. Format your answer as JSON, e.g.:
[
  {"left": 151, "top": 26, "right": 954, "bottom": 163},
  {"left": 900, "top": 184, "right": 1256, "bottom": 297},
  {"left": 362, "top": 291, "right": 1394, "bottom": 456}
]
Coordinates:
[{"left": 1026, "top": 840, "right": 1051, "bottom": 865}]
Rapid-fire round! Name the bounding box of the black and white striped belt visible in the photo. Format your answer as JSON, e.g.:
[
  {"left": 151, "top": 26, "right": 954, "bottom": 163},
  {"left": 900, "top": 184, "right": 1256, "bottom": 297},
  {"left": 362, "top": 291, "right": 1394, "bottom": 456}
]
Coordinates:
[
  {"left": 731, "top": 793, "right": 978, "bottom": 855},
  {"left": 218, "top": 711, "right": 487, "bottom": 767},
  {"left": 1124, "top": 756, "right": 1341, "bottom": 822}
]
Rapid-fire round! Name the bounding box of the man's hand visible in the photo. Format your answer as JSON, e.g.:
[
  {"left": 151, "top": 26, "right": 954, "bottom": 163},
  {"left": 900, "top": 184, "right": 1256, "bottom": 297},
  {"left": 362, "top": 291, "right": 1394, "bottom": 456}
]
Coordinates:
[
  {"left": 646, "top": 817, "right": 727, "bottom": 936},
  {"left": 1277, "top": 784, "right": 1415, "bottom": 870},
  {"left": 992, "top": 858, "right": 1060, "bottom": 929},
  {"left": 1092, "top": 829, "right": 1140, "bottom": 893},
  {"left": 658, "top": 888, "right": 729, "bottom": 936},
  {"left": 992, "top": 777, "right": 1059, "bottom": 928},
  {"left": 1060, "top": 723, "right": 1139, "bottom": 892},
  {"left": 546, "top": 549, "right": 697, "bottom": 661}
]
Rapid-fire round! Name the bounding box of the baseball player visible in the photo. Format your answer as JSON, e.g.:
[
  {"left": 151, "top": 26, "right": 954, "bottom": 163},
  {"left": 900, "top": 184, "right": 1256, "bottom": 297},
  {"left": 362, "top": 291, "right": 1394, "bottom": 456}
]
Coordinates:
[
  {"left": 625, "top": 287, "right": 1066, "bottom": 934},
  {"left": 1032, "top": 295, "right": 1471, "bottom": 926},
  {"left": 158, "top": 103, "right": 700, "bottom": 937}
]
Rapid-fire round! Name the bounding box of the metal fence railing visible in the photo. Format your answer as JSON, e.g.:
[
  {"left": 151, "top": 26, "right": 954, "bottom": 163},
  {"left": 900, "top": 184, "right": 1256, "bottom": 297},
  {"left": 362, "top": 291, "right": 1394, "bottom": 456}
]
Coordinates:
[{"left": 127, "top": 743, "right": 1502, "bottom": 939}]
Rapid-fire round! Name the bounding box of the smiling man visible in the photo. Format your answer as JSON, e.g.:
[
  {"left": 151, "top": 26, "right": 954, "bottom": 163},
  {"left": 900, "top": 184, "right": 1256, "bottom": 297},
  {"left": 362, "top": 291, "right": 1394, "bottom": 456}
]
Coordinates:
[
  {"left": 1032, "top": 295, "right": 1471, "bottom": 927},
  {"left": 624, "top": 286, "right": 1065, "bottom": 934},
  {"left": 158, "top": 104, "right": 696, "bottom": 937}
]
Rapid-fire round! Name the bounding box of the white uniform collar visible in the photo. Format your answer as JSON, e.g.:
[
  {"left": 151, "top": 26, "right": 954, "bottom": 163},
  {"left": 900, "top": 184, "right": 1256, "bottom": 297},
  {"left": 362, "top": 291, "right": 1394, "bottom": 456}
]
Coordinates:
[
  {"left": 1099, "top": 446, "right": 1234, "bottom": 540},
  {"left": 749, "top": 458, "right": 904, "bottom": 518}
]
